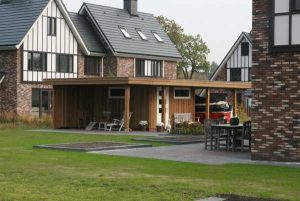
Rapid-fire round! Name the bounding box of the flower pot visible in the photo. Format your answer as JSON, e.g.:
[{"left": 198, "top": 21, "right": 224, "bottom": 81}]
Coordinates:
[{"left": 140, "top": 125, "right": 147, "bottom": 131}]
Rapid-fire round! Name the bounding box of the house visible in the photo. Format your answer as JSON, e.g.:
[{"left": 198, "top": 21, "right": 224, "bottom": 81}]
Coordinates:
[
  {"left": 206, "top": 32, "right": 252, "bottom": 112},
  {"left": 252, "top": 0, "right": 300, "bottom": 162},
  {"left": 0, "top": 0, "right": 250, "bottom": 131}
]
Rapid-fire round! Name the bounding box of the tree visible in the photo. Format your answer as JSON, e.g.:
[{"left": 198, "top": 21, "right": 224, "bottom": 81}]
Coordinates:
[
  {"left": 179, "top": 34, "right": 210, "bottom": 79},
  {"left": 157, "top": 16, "right": 210, "bottom": 80}
]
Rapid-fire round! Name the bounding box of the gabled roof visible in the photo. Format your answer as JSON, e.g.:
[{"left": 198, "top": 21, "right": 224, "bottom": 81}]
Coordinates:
[
  {"left": 0, "top": 0, "right": 49, "bottom": 48},
  {"left": 69, "top": 12, "right": 106, "bottom": 55},
  {"left": 210, "top": 32, "right": 252, "bottom": 80},
  {"left": 79, "top": 3, "right": 182, "bottom": 61}
]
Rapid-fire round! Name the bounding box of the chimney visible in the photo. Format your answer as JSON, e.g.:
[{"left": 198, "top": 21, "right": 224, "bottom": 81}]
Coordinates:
[{"left": 124, "top": 0, "right": 138, "bottom": 16}]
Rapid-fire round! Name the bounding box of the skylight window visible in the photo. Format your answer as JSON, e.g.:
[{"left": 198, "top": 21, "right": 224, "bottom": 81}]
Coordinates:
[
  {"left": 137, "top": 30, "right": 148, "bottom": 40},
  {"left": 153, "top": 32, "right": 163, "bottom": 42},
  {"left": 120, "top": 27, "right": 131, "bottom": 39}
]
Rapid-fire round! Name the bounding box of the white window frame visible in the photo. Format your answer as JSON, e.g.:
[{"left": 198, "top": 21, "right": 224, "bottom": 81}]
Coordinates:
[
  {"left": 137, "top": 29, "right": 148, "bottom": 40},
  {"left": 108, "top": 87, "right": 125, "bottom": 99},
  {"left": 174, "top": 88, "right": 191, "bottom": 100},
  {"left": 152, "top": 32, "right": 164, "bottom": 42},
  {"left": 119, "top": 27, "right": 131, "bottom": 39}
]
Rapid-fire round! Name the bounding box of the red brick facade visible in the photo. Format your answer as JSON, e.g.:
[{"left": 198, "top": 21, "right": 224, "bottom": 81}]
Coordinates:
[{"left": 252, "top": 0, "right": 300, "bottom": 162}]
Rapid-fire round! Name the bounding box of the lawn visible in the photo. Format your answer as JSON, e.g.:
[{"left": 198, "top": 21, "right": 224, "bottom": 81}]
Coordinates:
[{"left": 0, "top": 129, "right": 299, "bottom": 201}]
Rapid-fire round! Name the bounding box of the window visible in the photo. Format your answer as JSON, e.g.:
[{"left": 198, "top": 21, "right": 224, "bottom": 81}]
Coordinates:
[
  {"left": 230, "top": 68, "right": 241, "bottom": 82},
  {"left": 32, "top": 89, "right": 53, "bottom": 118},
  {"left": 152, "top": 32, "right": 163, "bottom": 42},
  {"left": 56, "top": 54, "right": 73, "bottom": 73},
  {"left": 174, "top": 88, "right": 191, "bottom": 99},
  {"left": 272, "top": 0, "right": 300, "bottom": 50},
  {"left": 135, "top": 59, "right": 162, "bottom": 77},
  {"left": 241, "top": 42, "right": 249, "bottom": 56},
  {"left": 136, "top": 29, "right": 148, "bottom": 40},
  {"left": 85, "top": 57, "right": 101, "bottom": 75},
  {"left": 109, "top": 87, "right": 125, "bottom": 99},
  {"left": 28, "top": 52, "right": 47, "bottom": 71},
  {"left": 47, "top": 17, "right": 56, "bottom": 36},
  {"left": 120, "top": 27, "right": 131, "bottom": 39},
  {"left": 294, "top": 0, "right": 300, "bottom": 11}
]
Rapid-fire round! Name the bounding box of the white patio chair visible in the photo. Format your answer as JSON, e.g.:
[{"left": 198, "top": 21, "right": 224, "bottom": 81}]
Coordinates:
[{"left": 106, "top": 112, "right": 133, "bottom": 132}]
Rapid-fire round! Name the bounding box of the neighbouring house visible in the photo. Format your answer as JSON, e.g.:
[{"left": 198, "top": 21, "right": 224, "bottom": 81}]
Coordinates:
[
  {"left": 252, "top": 0, "right": 300, "bottom": 162},
  {"left": 204, "top": 32, "right": 252, "bottom": 113},
  {"left": 0, "top": 0, "right": 250, "bottom": 131}
]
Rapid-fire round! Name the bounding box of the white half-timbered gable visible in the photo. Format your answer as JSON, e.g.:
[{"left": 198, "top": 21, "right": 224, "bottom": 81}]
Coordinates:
[
  {"left": 211, "top": 32, "right": 252, "bottom": 83},
  {"left": 226, "top": 37, "right": 252, "bottom": 82},
  {"left": 19, "top": 0, "right": 86, "bottom": 82}
]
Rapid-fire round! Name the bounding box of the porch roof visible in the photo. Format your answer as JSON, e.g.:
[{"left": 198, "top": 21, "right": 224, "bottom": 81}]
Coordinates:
[{"left": 44, "top": 77, "right": 252, "bottom": 90}]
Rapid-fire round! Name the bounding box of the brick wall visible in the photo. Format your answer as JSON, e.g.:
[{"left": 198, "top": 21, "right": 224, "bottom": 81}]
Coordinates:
[
  {"left": 117, "top": 57, "right": 134, "bottom": 77},
  {"left": 16, "top": 49, "right": 52, "bottom": 116},
  {"left": 164, "top": 61, "right": 177, "bottom": 79},
  {"left": 252, "top": 0, "right": 300, "bottom": 162},
  {"left": 0, "top": 50, "right": 18, "bottom": 114}
]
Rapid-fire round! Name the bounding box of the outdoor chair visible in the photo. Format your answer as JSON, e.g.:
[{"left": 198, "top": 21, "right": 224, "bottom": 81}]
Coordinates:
[
  {"left": 204, "top": 119, "right": 218, "bottom": 150},
  {"left": 216, "top": 118, "right": 230, "bottom": 150},
  {"left": 106, "top": 112, "right": 133, "bottom": 132},
  {"left": 233, "top": 121, "right": 251, "bottom": 152},
  {"left": 98, "top": 111, "right": 112, "bottom": 130}
]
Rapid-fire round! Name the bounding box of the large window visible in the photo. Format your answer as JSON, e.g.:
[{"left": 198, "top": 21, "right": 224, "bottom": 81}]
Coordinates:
[
  {"left": 32, "top": 89, "right": 53, "bottom": 117},
  {"left": 56, "top": 54, "right": 73, "bottom": 73},
  {"left": 47, "top": 17, "right": 56, "bottom": 36},
  {"left": 28, "top": 52, "right": 47, "bottom": 71},
  {"left": 135, "top": 59, "right": 162, "bottom": 77},
  {"left": 85, "top": 57, "right": 101, "bottom": 75},
  {"left": 230, "top": 68, "right": 241, "bottom": 82},
  {"left": 272, "top": 0, "right": 300, "bottom": 50}
]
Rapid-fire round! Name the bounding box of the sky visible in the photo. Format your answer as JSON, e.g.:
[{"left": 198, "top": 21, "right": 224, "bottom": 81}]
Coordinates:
[{"left": 64, "top": 0, "right": 252, "bottom": 64}]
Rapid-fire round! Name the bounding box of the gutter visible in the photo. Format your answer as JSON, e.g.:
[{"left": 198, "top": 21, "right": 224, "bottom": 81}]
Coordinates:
[{"left": 0, "top": 45, "right": 17, "bottom": 51}]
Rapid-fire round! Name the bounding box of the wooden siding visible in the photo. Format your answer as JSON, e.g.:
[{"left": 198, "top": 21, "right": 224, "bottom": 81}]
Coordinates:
[
  {"left": 169, "top": 87, "right": 195, "bottom": 126},
  {"left": 53, "top": 85, "right": 155, "bottom": 130}
]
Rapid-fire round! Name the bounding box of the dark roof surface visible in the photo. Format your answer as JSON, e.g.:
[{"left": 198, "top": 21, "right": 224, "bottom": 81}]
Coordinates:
[
  {"left": 69, "top": 12, "right": 106, "bottom": 54},
  {"left": 0, "top": 0, "right": 49, "bottom": 46},
  {"left": 83, "top": 3, "right": 182, "bottom": 60}
]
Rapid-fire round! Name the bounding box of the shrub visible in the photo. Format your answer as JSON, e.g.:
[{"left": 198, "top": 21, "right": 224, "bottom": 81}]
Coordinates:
[
  {"left": 0, "top": 112, "right": 53, "bottom": 129},
  {"left": 171, "top": 122, "right": 204, "bottom": 135}
]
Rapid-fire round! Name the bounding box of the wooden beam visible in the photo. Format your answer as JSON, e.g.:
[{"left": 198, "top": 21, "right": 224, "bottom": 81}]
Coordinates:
[
  {"left": 205, "top": 88, "right": 210, "bottom": 120},
  {"left": 162, "top": 87, "right": 166, "bottom": 126},
  {"left": 233, "top": 89, "right": 238, "bottom": 117},
  {"left": 44, "top": 77, "right": 252, "bottom": 90},
  {"left": 124, "top": 86, "right": 131, "bottom": 132}
]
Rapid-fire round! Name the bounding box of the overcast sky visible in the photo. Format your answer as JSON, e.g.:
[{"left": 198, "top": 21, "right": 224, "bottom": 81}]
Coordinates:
[{"left": 64, "top": 0, "right": 252, "bottom": 64}]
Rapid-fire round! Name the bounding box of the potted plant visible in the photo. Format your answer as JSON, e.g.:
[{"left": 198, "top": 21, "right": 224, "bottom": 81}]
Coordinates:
[
  {"left": 139, "top": 121, "right": 148, "bottom": 131},
  {"left": 156, "top": 122, "right": 165, "bottom": 132}
]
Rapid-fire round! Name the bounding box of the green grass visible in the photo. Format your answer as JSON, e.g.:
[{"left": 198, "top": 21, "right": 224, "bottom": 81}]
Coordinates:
[{"left": 0, "top": 129, "right": 299, "bottom": 201}]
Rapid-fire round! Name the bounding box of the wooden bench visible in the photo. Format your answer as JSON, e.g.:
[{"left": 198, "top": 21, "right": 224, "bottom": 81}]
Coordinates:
[{"left": 174, "top": 113, "right": 193, "bottom": 129}]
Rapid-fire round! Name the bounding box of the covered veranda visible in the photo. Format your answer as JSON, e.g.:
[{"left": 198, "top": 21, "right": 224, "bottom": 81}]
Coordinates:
[{"left": 44, "top": 77, "right": 252, "bottom": 132}]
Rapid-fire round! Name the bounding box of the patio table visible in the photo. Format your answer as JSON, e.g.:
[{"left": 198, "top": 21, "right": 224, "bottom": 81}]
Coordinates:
[{"left": 211, "top": 124, "right": 244, "bottom": 151}]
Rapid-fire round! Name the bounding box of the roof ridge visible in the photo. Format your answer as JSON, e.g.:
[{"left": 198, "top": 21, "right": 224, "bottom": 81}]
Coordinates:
[{"left": 84, "top": 2, "right": 154, "bottom": 16}]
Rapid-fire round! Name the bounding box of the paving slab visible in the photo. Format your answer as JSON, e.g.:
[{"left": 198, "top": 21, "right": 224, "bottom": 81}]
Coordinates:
[
  {"left": 132, "top": 136, "right": 204, "bottom": 144},
  {"left": 196, "top": 198, "right": 225, "bottom": 201},
  {"left": 34, "top": 141, "right": 152, "bottom": 152},
  {"left": 91, "top": 143, "right": 300, "bottom": 167}
]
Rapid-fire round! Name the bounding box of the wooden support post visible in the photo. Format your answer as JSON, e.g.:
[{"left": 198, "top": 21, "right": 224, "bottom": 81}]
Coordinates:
[
  {"left": 205, "top": 88, "right": 210, "bottom": 120},
  {"left": 124, "top": 86, "right": 131, "bottom": 132},
  {"left": 233, "top": 89, "right": 237, "bottom": 117},
  {"left": 161, "top": 87, "right": 166, "bottom": 126}
]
